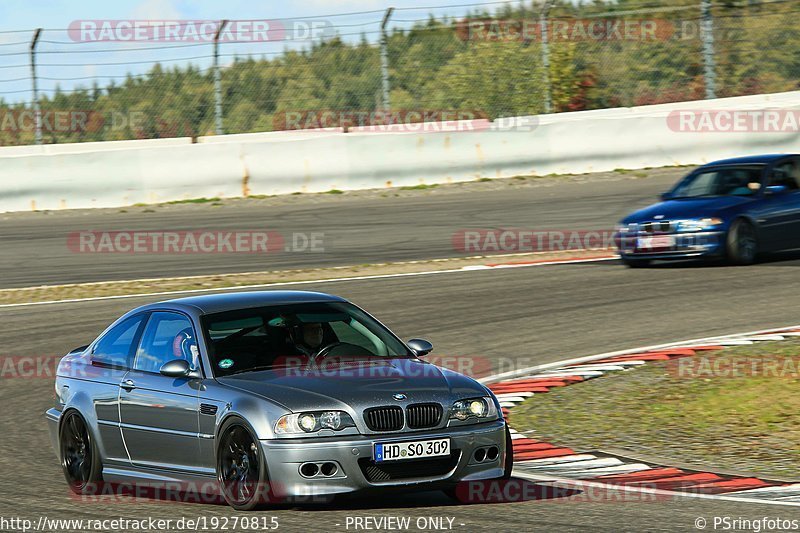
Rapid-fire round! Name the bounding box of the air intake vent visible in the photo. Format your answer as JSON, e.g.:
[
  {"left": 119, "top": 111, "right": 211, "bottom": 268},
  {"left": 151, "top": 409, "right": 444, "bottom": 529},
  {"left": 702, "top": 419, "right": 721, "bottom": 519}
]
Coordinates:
[
  {"left": 200, "top": 403, "right": 218, "bottom": 416},
  {"left": 364, "top": 406, "right": 404, "bottom": 431},
  {"left": 406, "top": 403, "right": 443, "bottom": 429},
  {"left": 359, "top": 451, "right": 460, "bottom": 482}
]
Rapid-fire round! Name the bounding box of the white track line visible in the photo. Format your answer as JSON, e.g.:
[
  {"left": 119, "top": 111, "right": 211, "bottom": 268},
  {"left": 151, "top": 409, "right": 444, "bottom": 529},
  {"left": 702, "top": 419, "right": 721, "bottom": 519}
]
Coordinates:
[{"left": 0, "top": 256, "right": 618, "bottom": 310}]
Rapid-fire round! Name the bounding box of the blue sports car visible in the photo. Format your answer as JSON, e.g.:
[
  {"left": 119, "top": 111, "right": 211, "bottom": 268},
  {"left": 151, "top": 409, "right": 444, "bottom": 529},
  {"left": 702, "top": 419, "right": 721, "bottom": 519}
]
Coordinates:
[{"left": 615, "top": 154, "right": 800, "bottom": 267}]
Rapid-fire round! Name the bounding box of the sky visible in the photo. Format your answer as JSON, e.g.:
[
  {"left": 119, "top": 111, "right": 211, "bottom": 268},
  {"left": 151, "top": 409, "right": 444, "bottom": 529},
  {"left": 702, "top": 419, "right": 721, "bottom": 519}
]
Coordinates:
[{"left": 0, "top": 0, "right": 547, "bottom": 104}]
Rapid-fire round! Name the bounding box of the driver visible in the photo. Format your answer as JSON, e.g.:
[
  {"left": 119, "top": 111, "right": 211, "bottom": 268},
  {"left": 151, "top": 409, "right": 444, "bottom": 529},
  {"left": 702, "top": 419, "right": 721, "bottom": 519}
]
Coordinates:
[{"left": 294, "top": 322, "right": 324, "bottom": 357}]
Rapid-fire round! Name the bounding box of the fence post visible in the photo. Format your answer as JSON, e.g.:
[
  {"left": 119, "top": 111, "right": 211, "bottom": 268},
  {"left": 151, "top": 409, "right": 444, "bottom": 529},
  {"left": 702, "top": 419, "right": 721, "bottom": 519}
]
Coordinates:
[
  {"left": 540, "top": 1, "right": 553, "bottom": 114},
  {"left": 213, "top": 20, "right": 228, "bottom": 135},
  {"left": 701, "top": 0, "right": 716, "bottom": 99},
  {"left": 380, "top": 8, "right": 394, "bottom": 111},
  {"left": 29, "top": 28, "right": 42, "bottom": 145}
]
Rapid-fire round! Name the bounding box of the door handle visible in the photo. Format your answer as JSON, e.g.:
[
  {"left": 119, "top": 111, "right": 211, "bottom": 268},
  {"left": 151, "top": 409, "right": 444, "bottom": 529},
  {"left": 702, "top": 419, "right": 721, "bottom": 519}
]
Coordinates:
[{"left": 120, "top": 379, "right": 136, "bottom": 390}]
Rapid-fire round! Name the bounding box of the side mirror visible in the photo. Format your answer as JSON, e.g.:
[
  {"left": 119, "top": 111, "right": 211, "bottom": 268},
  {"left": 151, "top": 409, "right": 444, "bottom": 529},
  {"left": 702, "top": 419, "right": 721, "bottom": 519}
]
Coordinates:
[
  {"left": 160, "top": 359, "right": 192, "bottom": 378},
  {"left": 660, "top": 192, "right": 673, "bottom": 201},
  {"left": 407, "top": 338, "right": 433, "bottom": 357},
  {"left": 765, "top": 185, "right": 789, "bottom": 196}
]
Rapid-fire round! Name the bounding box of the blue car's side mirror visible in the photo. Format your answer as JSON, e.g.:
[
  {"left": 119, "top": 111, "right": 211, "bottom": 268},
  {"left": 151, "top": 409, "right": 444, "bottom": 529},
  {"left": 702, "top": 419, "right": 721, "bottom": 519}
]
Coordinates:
[
  {"left": 765, "top": 185, "right": 789, "bottom": 196},
  {"left": 660, "top": 192, "right": 673, "bottom": 201},
  {"left": 407, "top": 338, "right": 433, "bottom": 357}
]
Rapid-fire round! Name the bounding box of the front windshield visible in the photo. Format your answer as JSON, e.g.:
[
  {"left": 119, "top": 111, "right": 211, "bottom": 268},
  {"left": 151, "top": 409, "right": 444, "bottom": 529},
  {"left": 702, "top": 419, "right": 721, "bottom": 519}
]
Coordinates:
[
  {"left": 671, "top": 167, "right": 763, "bottom": 198},
  {"left": 202, "top": 301, "right": 412, "bottom": 376}
]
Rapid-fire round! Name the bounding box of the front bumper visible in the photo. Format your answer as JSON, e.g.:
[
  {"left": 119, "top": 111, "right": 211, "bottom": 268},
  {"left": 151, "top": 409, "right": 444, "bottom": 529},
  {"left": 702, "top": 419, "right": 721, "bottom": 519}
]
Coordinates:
[
  {"left": 615, "top": 230, "right": 725, "bottom": 259},
  {"left": 262, "top": 419, "right": 507, "bottom": 498},
  {"left": 45, "top": 408, "right": 61, "bottom": 458}
]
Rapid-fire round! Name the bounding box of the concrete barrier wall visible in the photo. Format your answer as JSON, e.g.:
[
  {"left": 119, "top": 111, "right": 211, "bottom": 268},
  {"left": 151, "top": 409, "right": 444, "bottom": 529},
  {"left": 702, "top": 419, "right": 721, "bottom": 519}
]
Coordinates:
[{"left": 2, "top": 91, "right": 800, "bottom": 212}]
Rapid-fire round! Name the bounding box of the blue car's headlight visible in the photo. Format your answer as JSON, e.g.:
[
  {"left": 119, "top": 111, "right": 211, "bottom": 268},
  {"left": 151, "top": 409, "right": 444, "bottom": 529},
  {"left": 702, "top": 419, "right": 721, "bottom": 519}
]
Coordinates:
[
  {"left": 615, "top": 223, "right": 638, "bottom": 234},
  {"left": 677, "top": 218, "right": 723, "bottom": 232}
]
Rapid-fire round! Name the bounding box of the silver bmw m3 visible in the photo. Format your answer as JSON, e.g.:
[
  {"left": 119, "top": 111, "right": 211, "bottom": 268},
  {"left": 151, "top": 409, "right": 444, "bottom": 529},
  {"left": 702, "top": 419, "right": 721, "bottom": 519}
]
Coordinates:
[{"left": 46, "top": 291, "right": 511, "bottom": 510}]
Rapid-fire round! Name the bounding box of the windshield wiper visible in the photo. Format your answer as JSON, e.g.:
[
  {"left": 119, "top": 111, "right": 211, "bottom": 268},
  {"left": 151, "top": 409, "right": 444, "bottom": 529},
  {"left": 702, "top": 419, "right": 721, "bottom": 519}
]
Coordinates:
[{"left": 224, "top": 365, "right": 275, "bottom": 376}]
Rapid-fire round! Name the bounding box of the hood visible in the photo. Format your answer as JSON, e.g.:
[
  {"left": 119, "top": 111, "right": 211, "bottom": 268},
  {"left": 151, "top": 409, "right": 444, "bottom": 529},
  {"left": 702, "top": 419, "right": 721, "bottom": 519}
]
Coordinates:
[
  {"left": 623, "top": 196, "right": 753, "bottom": 223},
  {"left": 216, "top": 356, "right": 487, "bottom": 412}
]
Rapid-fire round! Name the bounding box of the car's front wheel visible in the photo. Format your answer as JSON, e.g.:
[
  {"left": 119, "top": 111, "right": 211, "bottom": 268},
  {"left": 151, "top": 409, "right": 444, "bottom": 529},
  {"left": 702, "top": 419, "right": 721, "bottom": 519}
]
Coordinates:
[
  {"left": 59, "top": 410, "right": 103, "bottom": 494},
  {"left": 727, "top": 219, "right": 758, "bottom": 265},
  {"left": 217, "top": 418, "right": 271, "bottom": 511}
]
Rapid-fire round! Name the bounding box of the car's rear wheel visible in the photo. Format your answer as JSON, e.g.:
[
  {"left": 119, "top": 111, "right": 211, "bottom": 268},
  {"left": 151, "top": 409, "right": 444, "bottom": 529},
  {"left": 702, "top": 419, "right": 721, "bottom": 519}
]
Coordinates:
[
  {"left": 59, "top": 410, "right": 102, "bottom": 494},
  {"left": 727, "top": 219, "right": 758, "bottom": 265},
  {"left": 621, "top": 257, "right": 651, "bottom": 268},
  {"left": 217, "top": 418, "right": 270, "bottom": 511}
]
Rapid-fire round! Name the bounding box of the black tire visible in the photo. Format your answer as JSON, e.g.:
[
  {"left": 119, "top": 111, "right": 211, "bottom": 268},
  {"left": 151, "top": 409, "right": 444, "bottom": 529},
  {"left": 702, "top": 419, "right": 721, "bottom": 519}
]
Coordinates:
[
  {"left": 622, "top": 257, "right": 651, "bottom": 268},
  {"left": 727, "top": 219, "right": 758, "bottom": 265},
  {"left": 502, "top": 423, "right": 514, "bottom": 479},
  {"left": 59, "top": 410, "right": 103, "bottom": 495},
  {"left": 217, "top": 418, "right": 270, "bottom": 511}
]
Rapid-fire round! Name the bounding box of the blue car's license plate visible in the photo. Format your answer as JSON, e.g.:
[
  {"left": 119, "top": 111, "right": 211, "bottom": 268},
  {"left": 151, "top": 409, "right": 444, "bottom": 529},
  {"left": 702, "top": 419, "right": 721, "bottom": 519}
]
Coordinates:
[{"left": 373, "top": 437, "right": 450, "bottom": 462}]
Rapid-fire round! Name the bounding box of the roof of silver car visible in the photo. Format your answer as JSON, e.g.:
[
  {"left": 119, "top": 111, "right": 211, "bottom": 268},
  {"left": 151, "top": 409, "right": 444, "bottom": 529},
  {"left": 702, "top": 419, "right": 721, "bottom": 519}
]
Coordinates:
[{"left": 160, "top": 290, "right": 346, "bottom": 314}]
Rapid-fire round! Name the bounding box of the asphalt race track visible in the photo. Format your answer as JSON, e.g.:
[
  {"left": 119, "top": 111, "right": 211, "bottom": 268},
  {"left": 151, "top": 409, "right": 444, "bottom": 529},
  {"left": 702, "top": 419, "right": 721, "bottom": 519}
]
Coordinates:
[
  {"left": 2, "top": 261, "right": 800, "bottom": 531},
  {"left": 0, "top": 171, "right": 683, "bottom": 288}
]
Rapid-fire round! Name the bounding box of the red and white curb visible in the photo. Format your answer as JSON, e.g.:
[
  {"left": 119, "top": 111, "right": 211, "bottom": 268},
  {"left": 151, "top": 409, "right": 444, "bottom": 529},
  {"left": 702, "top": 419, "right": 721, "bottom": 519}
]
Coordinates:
[{"left": 485, "top": 325, "right": 800, "bottom": 504}]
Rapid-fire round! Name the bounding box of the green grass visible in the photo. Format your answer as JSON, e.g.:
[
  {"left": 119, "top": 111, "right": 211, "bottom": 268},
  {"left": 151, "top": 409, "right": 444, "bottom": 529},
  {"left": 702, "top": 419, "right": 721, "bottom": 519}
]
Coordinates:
[
  {"left": 476, "top": 177, "right": 492, "bottom": 182},
  {"left": 400, "top": 183, "right": 438, "bottom": 191},
  {"left": 165, "top": 197, "right": 221, "bottom": 205},
  {"left": 325, "top": 189, "right": 344, "bottom": 194},
  {"left": 512, "top": 339, "right": 800, "bottom": 479}
]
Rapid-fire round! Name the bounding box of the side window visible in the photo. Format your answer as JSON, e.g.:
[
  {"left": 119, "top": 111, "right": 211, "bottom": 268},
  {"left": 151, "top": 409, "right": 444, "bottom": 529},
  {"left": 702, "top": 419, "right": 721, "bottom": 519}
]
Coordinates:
[
  {"left": 771, "top": 161, "right": 800, "bottom": 190},
  {"left": 134, "top": 312, "right": 198, "bottom": 374},
  {"left": 92, "top": 315, "right": 145, "bottom": 369}
]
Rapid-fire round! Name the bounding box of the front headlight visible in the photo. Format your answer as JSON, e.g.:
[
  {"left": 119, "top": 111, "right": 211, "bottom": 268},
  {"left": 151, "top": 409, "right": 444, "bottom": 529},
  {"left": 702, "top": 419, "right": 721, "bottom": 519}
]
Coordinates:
[
  {"left": 450, "top": 397, "right": 494, "bottom": 422},
  {"left": 677, "top": 218, "right": 723, "bottom": 231},
  {"left": 615, "top": 223, "right": 637, "bottom": 234},
  {"left": 275, "top": 411, "right": 355, "bottom": 435}
]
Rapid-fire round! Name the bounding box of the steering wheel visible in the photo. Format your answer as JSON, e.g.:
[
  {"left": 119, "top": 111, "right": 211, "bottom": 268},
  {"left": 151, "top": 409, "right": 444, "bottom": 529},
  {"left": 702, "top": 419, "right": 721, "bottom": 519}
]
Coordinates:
[
  {"left": 314, "top": 342, "right": 343, "bottom": 360},
  {"left": 314, "top": 342, "right": 374, "bottom": 360}
]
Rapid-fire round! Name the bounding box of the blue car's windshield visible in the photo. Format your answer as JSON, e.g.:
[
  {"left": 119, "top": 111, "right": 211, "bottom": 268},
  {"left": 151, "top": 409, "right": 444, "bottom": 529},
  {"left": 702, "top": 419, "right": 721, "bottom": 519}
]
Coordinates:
[
  {"left": 202, "top": 302, "right": 413, "bottom": 376},
  {"left": 671, "top": 167, "right": 763, "bottom": 198}
]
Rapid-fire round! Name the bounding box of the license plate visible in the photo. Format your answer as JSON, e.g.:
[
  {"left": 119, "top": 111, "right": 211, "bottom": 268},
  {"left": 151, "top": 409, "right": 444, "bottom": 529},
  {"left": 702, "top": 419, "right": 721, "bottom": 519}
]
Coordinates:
[
  {"left": 637, "top": 235, "right": 675, "bottom": 249},
  {"left": 374, "top": 438, "right": 450, "bottom": 462}
]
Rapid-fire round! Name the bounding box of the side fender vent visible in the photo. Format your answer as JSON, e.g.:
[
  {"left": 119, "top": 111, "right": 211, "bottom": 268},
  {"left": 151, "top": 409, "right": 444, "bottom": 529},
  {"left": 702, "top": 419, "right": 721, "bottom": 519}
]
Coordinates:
[{"left": 200, "top": 403, "right": 218, "bottom": 416}]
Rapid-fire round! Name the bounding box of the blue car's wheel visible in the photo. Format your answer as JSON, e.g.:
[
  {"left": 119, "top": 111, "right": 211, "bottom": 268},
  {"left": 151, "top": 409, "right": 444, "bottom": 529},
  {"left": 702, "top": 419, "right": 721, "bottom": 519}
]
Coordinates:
[{"left": 727, "top": 219, "right": 758, "bottom": 265}]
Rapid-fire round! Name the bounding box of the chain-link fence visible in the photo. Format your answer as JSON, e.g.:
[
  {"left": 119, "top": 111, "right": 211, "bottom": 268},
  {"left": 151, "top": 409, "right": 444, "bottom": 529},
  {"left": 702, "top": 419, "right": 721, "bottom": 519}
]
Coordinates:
[{"left": 1, "top": 0, "right": 799, "bottom": 146}]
